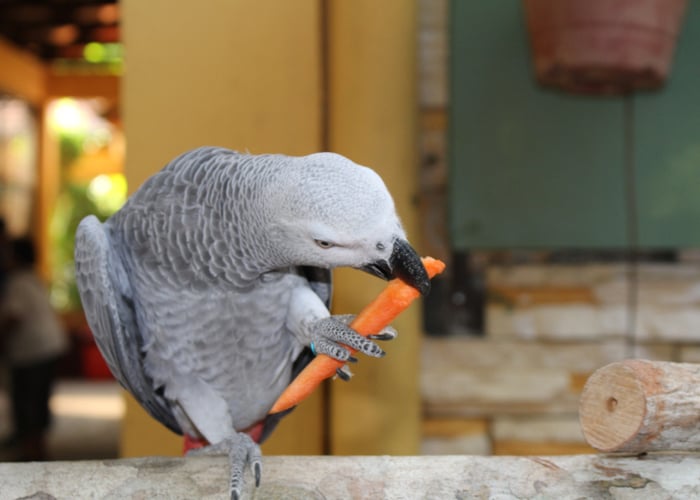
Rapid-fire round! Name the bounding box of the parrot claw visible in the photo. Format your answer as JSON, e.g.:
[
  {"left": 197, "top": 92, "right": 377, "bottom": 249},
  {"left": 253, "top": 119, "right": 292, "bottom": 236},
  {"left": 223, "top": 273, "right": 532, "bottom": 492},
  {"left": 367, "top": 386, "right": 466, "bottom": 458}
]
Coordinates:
[
  {"left": 190, "top": 432, "right": 262, "bottom": 500},
  {"left": 336, "top": 365, "right": 353, "bottom": 381},
  {"left": 368, "top": 326, "right": 398, "bottom": 342}
]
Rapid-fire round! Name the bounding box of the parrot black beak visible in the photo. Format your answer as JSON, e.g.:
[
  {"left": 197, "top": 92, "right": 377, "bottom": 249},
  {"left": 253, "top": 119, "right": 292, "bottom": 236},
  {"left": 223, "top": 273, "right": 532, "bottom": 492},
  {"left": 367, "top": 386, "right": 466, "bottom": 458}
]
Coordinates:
[{"left": 361, "top": 239, "right": 431, "bottom": 295}]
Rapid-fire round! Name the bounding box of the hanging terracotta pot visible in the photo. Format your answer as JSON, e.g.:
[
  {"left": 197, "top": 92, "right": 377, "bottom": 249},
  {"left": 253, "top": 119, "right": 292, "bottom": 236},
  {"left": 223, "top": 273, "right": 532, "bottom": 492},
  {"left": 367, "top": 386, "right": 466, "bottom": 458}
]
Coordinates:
[{"left": 522, "top": 0, "right": 688, "bottom": 95}]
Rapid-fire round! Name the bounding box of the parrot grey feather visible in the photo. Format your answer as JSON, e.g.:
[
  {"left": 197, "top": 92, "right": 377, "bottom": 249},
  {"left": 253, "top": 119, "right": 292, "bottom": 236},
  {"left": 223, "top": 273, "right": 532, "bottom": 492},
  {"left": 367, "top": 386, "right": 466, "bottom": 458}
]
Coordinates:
[{"left": 74, "top": 146, "right": 426, "bottom": 498}]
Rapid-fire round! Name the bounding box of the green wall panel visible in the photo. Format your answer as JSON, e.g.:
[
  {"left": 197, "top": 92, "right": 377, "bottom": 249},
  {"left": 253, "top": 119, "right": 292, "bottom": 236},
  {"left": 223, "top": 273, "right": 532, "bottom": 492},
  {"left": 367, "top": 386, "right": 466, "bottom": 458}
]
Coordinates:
[
  {"left": 448, "top": 1, "right": 629, "bottom": 250},
  {"left": 634, "top": 0, "right": 700, "bottom": 248}
]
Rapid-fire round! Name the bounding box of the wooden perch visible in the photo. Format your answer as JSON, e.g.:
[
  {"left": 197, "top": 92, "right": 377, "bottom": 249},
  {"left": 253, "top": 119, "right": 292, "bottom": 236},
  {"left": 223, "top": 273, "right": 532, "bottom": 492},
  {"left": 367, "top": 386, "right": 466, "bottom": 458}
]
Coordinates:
[
  {"left": 579, "top": 359, "right": 700, "bottom": 453},
  {"left": 3, "top": 454, "right": 700, "bottom": 498}
]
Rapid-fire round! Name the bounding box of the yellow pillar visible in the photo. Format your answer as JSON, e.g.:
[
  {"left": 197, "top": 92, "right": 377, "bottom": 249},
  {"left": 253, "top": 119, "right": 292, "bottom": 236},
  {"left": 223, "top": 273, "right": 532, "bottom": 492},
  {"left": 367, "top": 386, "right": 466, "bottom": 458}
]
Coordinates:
[
  {"left": 120, "top": 0, "right": 324, "bottom": 457},
  {"left": 122, "top": 0, "right": 323, "bottom": 190},
  {"left": 327, "top": 0, "right": 421, "bottom": 455},
  {"left": 121, "top": 0, "right": 421, "bottom": 459}
]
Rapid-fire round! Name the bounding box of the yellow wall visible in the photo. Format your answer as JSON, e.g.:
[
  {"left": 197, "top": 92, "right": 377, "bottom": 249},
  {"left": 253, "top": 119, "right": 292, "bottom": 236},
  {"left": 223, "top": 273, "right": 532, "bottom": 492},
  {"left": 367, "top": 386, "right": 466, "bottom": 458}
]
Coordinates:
[
  {"left": 122, "top": 0, "right": 322, "bottom": 191},
  {"left": 121, "top": 0, "right": 420, "bottom": 457}
]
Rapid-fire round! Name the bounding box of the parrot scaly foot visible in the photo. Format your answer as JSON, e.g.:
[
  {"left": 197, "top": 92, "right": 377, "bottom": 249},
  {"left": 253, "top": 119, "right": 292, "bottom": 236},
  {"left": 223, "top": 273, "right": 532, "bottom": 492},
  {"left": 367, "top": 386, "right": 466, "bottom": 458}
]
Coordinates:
[
  {"left": 187, "top": 432, "right": 262, "bottom": 499},
  {"left": 306, "top": 315, "right": 397, "bottom": 362}
]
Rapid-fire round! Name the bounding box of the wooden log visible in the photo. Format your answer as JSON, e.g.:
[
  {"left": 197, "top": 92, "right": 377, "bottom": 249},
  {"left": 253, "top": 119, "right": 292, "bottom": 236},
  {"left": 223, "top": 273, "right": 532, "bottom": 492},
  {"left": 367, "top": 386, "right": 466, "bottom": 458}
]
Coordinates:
[
  {"left": 579, "top": 359, "right": 700, "bottom": 453},
  {"left": 2, "top": 454, "right": 700, "bottom": 498}
]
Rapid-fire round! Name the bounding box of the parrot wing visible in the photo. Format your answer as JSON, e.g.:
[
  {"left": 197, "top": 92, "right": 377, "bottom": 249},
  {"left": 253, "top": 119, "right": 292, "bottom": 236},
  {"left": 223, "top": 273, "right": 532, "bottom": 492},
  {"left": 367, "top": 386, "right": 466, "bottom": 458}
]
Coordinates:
[{"left": 74, "top": 215, "right": 181, "bottom": 434}]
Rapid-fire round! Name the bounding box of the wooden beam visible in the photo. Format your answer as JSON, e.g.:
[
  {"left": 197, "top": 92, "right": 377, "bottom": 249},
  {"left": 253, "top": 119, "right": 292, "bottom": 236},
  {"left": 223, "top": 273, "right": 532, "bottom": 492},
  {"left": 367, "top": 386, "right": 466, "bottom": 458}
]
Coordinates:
[
  {"left": 2, "top": 454, "right": 700, "bottom": 498},
  {"left": 0, "top": 36, "right": 54, "bottom": 281},
  {"left": 0, "top": 36, "right": 46, "bottom": 105},
  {"left": 45, "top": 72, "right": 119, "bottom": 102},
  {"left": 35, "top": 104, "right": 57, "bottom": 283}
]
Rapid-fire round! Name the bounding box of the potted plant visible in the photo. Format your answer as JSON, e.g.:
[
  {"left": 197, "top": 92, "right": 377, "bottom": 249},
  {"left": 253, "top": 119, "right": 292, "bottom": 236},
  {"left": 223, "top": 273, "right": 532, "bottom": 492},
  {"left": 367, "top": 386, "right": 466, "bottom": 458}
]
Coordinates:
[{"left": 522, "top": 0, "right": 688, "bottom": 94}]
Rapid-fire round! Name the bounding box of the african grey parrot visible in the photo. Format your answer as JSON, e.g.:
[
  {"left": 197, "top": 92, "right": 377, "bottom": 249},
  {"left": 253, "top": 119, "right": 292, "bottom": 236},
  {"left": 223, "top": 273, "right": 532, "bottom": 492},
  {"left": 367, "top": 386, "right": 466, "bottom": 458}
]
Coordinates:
[{"left": 74, "top": 146, "right": 429, "bottom": 499}]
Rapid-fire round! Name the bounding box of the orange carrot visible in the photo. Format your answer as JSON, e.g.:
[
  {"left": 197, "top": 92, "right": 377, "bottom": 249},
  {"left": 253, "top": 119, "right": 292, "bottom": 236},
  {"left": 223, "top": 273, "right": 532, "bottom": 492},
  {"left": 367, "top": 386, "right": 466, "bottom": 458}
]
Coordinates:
[{"left": 269, "top": 256, "right": 446, "bottom": 414}]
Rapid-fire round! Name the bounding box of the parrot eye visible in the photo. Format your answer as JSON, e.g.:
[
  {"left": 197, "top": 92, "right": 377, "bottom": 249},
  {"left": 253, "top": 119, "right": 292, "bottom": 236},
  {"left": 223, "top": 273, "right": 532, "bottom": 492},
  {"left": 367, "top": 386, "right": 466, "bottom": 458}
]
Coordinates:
[
  {"left": 376, "top": 242, "right": 386, "bottom": 251},
  {"left": 314, "top": 239, "right": 334, "bottom": 249}
]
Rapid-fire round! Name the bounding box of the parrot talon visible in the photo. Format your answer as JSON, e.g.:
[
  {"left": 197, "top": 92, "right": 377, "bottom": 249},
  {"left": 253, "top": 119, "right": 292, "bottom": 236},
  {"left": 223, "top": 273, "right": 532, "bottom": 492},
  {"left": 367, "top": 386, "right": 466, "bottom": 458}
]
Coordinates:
[
  {"left": 254, "top": 462, "right": 262, "bottom": 487},
  {"left": 368, "top": 332, "right": 393, "bottom": 341},
  {"left": 368, "top": 326, "right": 398, "bottom": 342},
  {"left": 336, "top": 365, "right": 353, "bottom": 381}
]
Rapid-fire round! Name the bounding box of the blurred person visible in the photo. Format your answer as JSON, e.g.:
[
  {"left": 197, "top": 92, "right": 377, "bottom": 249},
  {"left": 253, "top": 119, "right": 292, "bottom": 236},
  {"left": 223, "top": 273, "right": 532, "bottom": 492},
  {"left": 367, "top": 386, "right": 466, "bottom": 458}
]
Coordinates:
[{"left": 0, "top": 236, "right": 68, "bottom": 461}]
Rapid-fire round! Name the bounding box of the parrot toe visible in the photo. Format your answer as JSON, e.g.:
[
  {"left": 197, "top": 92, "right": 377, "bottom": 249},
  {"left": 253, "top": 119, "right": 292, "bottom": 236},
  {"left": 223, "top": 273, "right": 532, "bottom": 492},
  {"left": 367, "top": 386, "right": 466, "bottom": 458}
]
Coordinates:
[
  {"left": 228, "top": 432, "right": 262, "bottom": 500},
  {"left": 335, "top": 314, "right": 398, "bottom": 343},
  {"left": 307, "top": 316, "right": 385, "bottom": 361},
  {"left": 188, "top": 432, "right": 262, "bottom": 499}
]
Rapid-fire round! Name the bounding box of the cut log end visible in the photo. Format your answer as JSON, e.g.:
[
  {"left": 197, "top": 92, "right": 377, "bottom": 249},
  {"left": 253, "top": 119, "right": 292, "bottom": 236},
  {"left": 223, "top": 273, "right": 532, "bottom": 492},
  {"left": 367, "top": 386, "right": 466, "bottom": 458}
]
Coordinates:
[
  {"left": 579, "top": 362, "right": 647, "bottom": 452},
  {"left": 579, "top": 360, "right": 700, "bottom": 454}
]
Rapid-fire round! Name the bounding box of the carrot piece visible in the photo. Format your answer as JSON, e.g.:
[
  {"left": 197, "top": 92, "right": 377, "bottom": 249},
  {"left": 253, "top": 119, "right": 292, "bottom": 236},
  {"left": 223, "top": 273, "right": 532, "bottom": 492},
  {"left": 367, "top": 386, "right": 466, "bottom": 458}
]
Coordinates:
[{"left": 269, "top": 256, "right": 446, "bottom": 415}]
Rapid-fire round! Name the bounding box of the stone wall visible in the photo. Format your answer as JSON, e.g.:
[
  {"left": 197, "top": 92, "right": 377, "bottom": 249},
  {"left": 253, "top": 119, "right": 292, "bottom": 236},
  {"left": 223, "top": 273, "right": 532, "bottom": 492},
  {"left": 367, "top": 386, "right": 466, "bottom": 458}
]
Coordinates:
[
  {"left": 421, "top": 264, "right": 700, "bottom": 455},
  {"left": 416, "top": 0, "right": 700, "bottom": 455}
]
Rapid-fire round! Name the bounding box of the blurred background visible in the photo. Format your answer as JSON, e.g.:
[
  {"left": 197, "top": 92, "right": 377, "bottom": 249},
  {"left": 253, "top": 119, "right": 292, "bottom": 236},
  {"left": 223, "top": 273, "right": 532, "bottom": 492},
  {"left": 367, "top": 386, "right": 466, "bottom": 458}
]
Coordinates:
[{"left": 0, "top": 0, "right": 697, "bottom": 462}]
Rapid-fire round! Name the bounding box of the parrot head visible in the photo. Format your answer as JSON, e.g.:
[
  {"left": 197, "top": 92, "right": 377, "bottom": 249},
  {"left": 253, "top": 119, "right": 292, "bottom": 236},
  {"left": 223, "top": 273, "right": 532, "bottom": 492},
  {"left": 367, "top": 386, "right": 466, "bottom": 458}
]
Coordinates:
[{"left": 265, "top": 152, "right": 430, "bottom": 295}]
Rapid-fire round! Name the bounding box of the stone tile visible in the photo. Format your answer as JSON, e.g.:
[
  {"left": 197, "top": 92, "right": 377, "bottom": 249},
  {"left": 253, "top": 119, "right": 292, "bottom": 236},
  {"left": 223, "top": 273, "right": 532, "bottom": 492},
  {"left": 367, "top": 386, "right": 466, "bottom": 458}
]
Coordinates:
[
  {"left": 487, "top": 303, "right": 627, "bottom": 340},
  {"left": 486, "top": 263, "right": 700, "bottom": 343},
  {"left": 678, "top": 346, "right": 700, "bottom": 363},
  {"left": 492, "top": 415, "right": 585, "bottom": 443},
  {"left": 487, "top": 264, "right": 627, "bottom": 289},
  {"left": 418, "top": 0, "right": 448, "bottom": 108},
  {"left": 421, "top": 338, "right": 655, "bottom": 417},
  {"left": 421, "top": 434, "right": 491, "bottom": 455},
  {"left": 636, "top": 307, "right": 700, "bottom": 342},
  {"left": 421, "top": 418, "right": 491, "bottom": 455}
]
